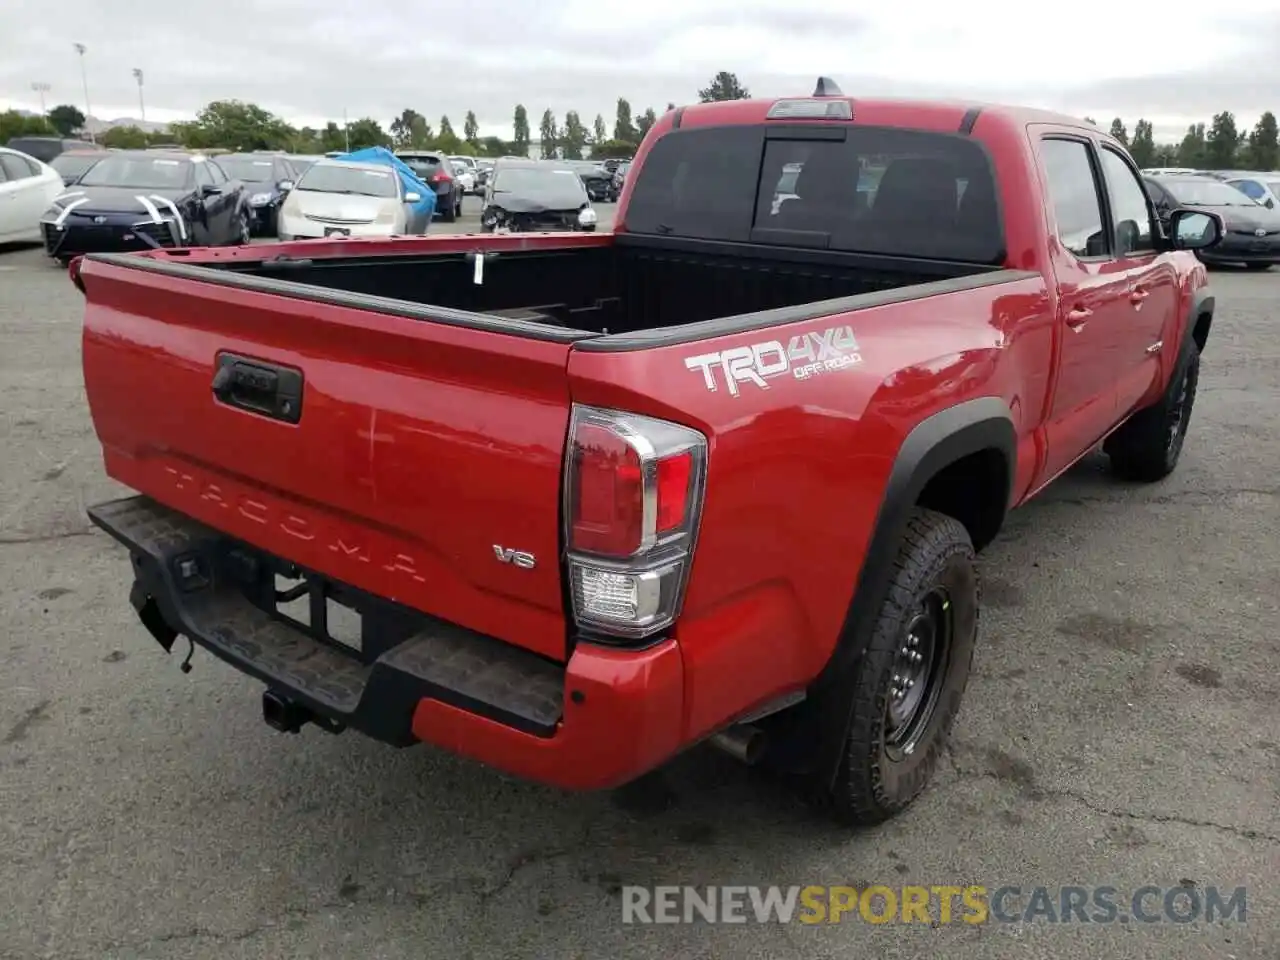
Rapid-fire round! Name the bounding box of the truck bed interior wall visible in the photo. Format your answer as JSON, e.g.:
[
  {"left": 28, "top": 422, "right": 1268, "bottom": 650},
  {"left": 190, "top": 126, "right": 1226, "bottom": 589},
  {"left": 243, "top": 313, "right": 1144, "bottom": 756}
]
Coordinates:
[{"left": 214, "top": 238, "right": 1000, "bottom": 334}]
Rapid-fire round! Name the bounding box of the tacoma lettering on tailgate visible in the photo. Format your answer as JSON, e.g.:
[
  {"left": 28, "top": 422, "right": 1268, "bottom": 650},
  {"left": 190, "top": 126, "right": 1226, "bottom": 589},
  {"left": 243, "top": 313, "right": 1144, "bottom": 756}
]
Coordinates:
[
  {"left": 683, "top": 325, "right": 862, "bottom": 396},
  {"left": 163, "top": 465, "right": 427, "bottom": 584}
]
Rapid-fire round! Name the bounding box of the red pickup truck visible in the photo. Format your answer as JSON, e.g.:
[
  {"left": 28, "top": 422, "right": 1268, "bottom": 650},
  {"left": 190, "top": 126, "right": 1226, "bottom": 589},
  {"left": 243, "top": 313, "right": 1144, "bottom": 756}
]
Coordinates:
[{"left": 75, "top": 80, "right": 1224, "bottom": 824}]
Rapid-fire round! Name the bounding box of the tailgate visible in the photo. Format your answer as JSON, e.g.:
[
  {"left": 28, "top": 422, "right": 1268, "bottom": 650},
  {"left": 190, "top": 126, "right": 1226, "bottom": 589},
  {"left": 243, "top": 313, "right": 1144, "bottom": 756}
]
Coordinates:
[{"left": 79, "top": 257, "right": 579, "bottom": 661}]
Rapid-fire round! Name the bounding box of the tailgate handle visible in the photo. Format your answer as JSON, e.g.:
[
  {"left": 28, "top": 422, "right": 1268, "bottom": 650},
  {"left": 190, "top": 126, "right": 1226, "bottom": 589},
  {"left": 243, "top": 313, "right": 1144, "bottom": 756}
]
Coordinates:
[{"left": 211, "top": 353, "right": 303, "bottom": 424}]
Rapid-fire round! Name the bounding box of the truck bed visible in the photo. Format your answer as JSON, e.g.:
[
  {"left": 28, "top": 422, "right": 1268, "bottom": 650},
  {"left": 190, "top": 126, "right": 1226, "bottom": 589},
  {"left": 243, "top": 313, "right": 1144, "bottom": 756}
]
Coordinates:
[
  {"left": 76, "top": 232, "right": 1034, "bottom": 667},
  {"left": 176, "top": 233, "right": 1007, "bottom": 335}
]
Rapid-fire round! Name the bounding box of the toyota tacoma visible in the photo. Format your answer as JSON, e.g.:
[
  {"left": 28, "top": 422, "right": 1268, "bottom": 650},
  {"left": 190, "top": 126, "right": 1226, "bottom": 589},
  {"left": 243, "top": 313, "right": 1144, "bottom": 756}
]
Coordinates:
[{"left": 72, "top": 79, "right": 1222, "bottom": 824}]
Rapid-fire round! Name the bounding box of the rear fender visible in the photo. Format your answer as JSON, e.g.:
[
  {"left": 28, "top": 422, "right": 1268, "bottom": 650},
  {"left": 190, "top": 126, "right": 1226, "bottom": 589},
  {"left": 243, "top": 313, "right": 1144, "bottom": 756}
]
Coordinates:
[{"left": 768, "top": 396, "right": 1016, "bottom": 783}]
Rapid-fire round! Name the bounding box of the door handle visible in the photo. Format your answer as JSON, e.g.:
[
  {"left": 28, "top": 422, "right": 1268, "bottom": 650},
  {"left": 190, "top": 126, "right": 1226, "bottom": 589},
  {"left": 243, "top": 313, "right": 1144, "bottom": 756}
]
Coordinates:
[
  {"left": 1065, "top": 306, "right": 1092, "bottom": 330},
  {"left": 1130, "top": 287, "right": 1150, "bottom": 305}
]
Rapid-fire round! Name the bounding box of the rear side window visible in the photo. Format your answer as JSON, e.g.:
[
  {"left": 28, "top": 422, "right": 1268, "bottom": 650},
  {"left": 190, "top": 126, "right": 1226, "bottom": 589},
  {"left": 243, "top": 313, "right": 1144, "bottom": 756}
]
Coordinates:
[
  {"left": 1230, "top": 179, "right": 1265, "bottom": 200},
  {"left": 624, "top": 124, "right": 1004, "bottom": 263},
  {"left": 7, "top": 138, "right": 58, "bottom": 162},
  {"left": 1039, "top": 138, "right": 1106, "bottom": 258},
  {"left": 0, "top": 154, "right": 37, "bottom": 181}
]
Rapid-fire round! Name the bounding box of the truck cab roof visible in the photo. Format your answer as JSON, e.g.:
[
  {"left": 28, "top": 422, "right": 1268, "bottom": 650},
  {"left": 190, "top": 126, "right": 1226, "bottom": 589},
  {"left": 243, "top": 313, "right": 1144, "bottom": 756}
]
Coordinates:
[{"left": 670, "top": 88, "right": 1098, "bottom": 140}]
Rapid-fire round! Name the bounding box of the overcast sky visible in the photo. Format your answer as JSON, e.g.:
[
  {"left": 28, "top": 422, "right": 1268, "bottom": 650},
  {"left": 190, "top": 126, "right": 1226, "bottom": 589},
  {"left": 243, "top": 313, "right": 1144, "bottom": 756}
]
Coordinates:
[{"left": 2, "top": 0, "right": 1279, "bottom": 142}]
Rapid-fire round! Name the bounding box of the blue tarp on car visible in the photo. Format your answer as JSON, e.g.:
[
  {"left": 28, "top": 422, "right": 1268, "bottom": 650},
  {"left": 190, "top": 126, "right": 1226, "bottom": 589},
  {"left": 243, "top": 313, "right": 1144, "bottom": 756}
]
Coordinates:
[{"left": 333, "top": 146, "right": 436, "bottom": 222}]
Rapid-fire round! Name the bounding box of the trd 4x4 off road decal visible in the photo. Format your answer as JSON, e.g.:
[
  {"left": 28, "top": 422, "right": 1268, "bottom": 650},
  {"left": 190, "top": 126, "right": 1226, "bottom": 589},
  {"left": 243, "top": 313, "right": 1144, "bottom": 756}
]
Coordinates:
[{"left": 683, "top": 325, "right": 863, "bottom": 397}]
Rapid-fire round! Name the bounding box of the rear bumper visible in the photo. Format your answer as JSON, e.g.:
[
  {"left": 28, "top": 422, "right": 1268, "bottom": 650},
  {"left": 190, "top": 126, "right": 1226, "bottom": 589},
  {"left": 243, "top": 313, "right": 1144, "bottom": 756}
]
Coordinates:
[
  {"left": 87, "top": 496, "right": 685, "bottom": 790},
  {"left": 431, "top": 183, "right": 459, "bottom": 213}
]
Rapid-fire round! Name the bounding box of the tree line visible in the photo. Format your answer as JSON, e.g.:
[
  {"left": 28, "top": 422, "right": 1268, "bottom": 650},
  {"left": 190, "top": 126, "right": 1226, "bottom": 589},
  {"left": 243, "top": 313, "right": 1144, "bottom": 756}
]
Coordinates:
[
  {"left": 7, "top": 71, "right": 1273, "bottom": 172},
  {"left": 0, "top": 71, "right": 752, "bottom": 159},
  {"left": 1088, "top": 111, "right": 1278, "bottom": 170}
]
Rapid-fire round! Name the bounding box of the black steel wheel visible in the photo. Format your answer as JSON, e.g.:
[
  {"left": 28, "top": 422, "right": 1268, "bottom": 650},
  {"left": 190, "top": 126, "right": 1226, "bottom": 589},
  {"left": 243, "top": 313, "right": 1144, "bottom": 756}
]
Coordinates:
[
  {"left": 883, "top": 586, "right": 953, "bottom": 761},
  {"left": 815, "top": 508, "right": 979, "bottom": 825}
]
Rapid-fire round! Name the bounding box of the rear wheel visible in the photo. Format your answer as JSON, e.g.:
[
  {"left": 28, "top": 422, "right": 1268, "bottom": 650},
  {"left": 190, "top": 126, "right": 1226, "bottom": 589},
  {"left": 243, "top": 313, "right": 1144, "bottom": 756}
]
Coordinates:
[
  {"left": 814, "top": 508, "right": 978, "bottom": 825},
  {"left": 441, "top": 191, "right": 457, "bottom": 223},
  {"left": 232, "top": 209, "right": 251, "bottom": 246}
]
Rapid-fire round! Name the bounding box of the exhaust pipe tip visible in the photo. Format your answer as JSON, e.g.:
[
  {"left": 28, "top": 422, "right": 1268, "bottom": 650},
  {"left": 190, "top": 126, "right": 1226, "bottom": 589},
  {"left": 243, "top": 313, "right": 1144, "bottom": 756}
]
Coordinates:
[{"left": 709, "top": 724, "right": 766, "bottom": 765}]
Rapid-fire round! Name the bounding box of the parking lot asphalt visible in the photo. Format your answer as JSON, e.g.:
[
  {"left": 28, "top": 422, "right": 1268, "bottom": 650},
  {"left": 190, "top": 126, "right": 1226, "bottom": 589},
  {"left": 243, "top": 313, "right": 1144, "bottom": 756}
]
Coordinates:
[{"left": 1, "top": 220, "right": 1277, "bottom": 959}]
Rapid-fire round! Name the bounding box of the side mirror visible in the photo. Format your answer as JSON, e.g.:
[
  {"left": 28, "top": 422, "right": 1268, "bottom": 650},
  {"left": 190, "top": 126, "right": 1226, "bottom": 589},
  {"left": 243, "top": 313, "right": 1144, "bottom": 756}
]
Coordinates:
[
  {"left": 201, "top": 184, "right": 221, "bottom": 196},
  {"left": 278, "top": 179, "right": 294, "bottom": 192},
  {"left": 1168, "top": 209, "right": 1223, "bottom": 251},
  {"left": 404, "top": 191, "right": 422, "bottom": 204},
  {"left": 1266, "top": 198, "right": 1275, "bottom": 209}
]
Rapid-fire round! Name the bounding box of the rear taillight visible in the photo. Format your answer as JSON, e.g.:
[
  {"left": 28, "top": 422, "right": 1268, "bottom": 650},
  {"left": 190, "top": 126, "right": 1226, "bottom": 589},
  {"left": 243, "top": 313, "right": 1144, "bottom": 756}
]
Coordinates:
[
  {"left": 565, "top": 405, "right": 707, "bottom": 641},
  {"left": 431, "top": 172, "right": 450, "bottom": 183}
]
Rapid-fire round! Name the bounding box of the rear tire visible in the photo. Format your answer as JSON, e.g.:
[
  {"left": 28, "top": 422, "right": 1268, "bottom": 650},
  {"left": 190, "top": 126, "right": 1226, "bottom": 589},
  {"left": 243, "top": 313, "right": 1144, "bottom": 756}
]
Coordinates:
[
  {"left": 441, "top": 192, "right": 457, "bottom": 223},
  {"left": 232, "top": 209, "right": 251, "bottom": 246},
  {"left": 814, "top": 508, "right": 978, "bottom": 825},
  {"left": 1104, "top": 341, "right": 1200, "bottom": 482}
]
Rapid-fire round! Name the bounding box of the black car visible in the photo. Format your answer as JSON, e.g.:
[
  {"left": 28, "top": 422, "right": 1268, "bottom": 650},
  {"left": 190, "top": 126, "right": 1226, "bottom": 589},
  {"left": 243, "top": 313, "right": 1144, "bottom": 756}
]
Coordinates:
[
  {"left": 212, "top": 153, "right": 298, "bottom": 236},
  {"left": 481, "top": 160, "right": 597, "bottom": 233},
  {"left": 562, "top": 160, "right": 616, "bottom": 202},
  {"left": 396, "top": 151, "right": 462, "bottom": 222},
  {"left": 5, "top": 135, "right": 98, "bottom": 163},
  {"left": 40, "top": 151, "right": 250, "bottom": 262},
  {"left": 48, "top": 149, "right": 109, "bottom": 186},
  {"left": 1144, "top": 174, "right": 1280, "bottom": 269}
]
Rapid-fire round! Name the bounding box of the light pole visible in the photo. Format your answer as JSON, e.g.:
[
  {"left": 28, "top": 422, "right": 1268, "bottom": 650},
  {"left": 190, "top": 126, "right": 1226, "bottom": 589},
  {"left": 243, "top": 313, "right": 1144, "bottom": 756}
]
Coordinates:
[
  {"left": 31, "top": 82, "right": 51, "bottom": 115},
  {"left": 132, "top": 68, "right": 145, "bottom": 122},
  {"left": 73, "top": 43, "right": 95, "bottom": 144}
]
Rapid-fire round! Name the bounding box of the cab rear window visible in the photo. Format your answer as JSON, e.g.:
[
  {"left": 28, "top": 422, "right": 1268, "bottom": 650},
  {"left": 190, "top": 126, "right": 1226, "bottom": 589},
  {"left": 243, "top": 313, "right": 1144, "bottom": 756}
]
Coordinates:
[{"left": 625, "top": 124, "right": 1004, "bottom": 264}]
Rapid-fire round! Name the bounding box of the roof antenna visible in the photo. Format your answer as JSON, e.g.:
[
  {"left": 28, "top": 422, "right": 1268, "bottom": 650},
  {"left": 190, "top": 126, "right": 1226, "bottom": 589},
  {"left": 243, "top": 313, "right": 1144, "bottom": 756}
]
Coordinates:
[{"left": 813, "top": 76, "right": 842, "bottom": 97}]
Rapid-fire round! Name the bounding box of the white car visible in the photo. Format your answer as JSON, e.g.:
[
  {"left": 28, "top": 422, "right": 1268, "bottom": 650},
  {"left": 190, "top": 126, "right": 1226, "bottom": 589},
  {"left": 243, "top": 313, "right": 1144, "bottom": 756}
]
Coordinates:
[
  {"left": 276, "top": 159, "right": 429, "bottom": 240},
  {"left": 0, "top": 147, "right": 65, "bottom": 244},
  {"left": 1224, "top": 173, "right": 1280, "bottom": 211},
  {"left": 770, "top": 162, "right": 802, "bottom": 215},
  {"left": 450, "top": 160, "right": 477, "bottom": 195}
]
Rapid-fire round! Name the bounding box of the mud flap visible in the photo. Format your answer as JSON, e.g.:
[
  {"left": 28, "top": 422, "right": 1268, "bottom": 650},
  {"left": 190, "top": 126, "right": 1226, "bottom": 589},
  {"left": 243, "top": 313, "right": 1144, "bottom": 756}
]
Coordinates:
[{"left": 130, "top": 577, "right": 179, "bottom": 653}]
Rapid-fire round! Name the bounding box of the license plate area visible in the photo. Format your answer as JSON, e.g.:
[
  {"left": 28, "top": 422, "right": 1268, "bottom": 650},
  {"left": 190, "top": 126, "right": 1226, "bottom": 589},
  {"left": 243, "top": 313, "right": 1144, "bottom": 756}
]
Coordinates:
[
  {"left": 274, "top": 572, "right": 365, "bottom": 655},
  {"left": 222, "top": 544, "right": 421, "bottom": 664}
]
